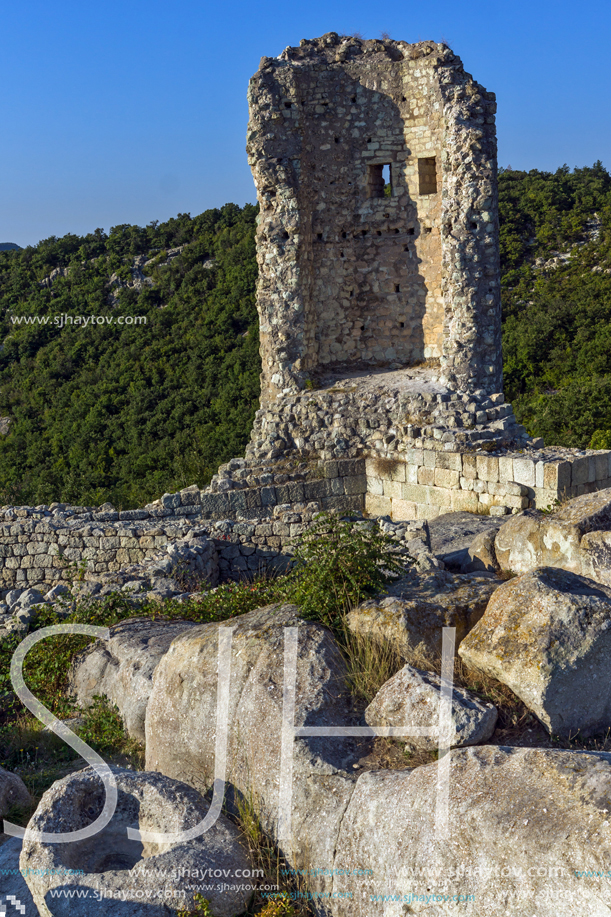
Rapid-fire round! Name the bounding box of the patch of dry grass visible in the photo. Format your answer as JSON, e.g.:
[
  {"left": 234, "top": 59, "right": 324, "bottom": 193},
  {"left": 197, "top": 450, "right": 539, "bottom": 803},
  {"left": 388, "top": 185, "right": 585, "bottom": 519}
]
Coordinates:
[{"left": 234, "top": 788, "right": 314, "bottom": 916}]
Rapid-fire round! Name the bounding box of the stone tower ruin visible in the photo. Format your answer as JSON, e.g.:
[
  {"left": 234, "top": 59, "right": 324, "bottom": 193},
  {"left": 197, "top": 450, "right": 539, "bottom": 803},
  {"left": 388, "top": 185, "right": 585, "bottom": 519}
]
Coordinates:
[{"left": 247, "top": 33, "right": 502, "bottom": 404}]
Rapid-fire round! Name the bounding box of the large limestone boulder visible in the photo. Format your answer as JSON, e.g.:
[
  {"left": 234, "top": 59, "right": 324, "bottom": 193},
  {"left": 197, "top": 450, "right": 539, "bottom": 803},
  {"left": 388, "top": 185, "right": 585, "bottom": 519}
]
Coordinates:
[
  {"left": 20, "top": 766, "right": 253, "bottom": 917},
  {"left": 495, "top": 488, "right": 611, "bottom": 576},
  {"left": 145, "top": 604, "right": 361, "bottom": 898},
  {"left": 0, "top": 765, "right": 31, "bottom": 817},
  {"left": 67, "top": 616, "right": 198, "bottom": 741},
  {"left": 459, "top": 567, "right": 611, "bottom": 737},
  {"left": 331, "top": 746, "right": 611, "bottom": 916},
  {"left": 346, "top": 570, "right": 500, "bottom": 657},
  {"left": 365, "top": 664, "right": 497, "bottom": 750}
]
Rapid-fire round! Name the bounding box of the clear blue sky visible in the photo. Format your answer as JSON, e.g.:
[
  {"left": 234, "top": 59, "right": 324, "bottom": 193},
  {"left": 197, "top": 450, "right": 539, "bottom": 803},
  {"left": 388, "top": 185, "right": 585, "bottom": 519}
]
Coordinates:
[{"left": 1, "top": 0, "right": 610, "bottom": 247}]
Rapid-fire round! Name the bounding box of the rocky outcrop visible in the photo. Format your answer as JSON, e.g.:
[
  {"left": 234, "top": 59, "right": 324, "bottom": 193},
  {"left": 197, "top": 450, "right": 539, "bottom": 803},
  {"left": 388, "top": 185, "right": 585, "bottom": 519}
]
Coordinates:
[
  {"left": 365, "top": 664, "right": 497, "bottom": 750},
  {"left": 346, "top": 570, "right": 500, "bottom": 656},
  {"left": 332, "top": 746, "right": 611, "bottom": 916},
  {"left": 67, "top": 617, "right": 199, "bottom": 741},
  {"left": 459, "top": 567, "right": 611, "bottom": 737},
  {"left": 20, "top": 766, "right": 254, "bottom": 917}
]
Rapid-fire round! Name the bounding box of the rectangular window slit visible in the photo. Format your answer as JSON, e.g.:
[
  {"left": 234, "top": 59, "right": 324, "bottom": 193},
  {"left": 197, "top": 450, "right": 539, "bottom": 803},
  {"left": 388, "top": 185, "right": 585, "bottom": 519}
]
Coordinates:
[
  {"left": 418, "top": 156, "right": 438, "bottom": 195},
  {"left": 367, "top": 162, "right": 392, "bottom": 199}
]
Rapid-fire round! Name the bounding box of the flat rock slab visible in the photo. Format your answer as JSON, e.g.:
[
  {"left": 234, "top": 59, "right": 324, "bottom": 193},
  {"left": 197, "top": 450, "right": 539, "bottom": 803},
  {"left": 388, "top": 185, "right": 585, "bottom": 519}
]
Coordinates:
[
  {"left": 331, "top": 746, "right": 611, "bottom": 916},
  {"left": 365, "top": 664, "right": 497, "bottom": 750},
  {"left": 347, "top": 570, "right": 501, "bottom": 656},
  {"left": 67, "top": 616, "right": 198, "bottom": 741},
  {"left": 427, "top": 512, "right": 503, "bottom": 567},
  {"left": 459, "top": 567, "right": 611, "bottom": 737},
  {"left": 20, "top": 766, "right": 253, "bottom": 917}
]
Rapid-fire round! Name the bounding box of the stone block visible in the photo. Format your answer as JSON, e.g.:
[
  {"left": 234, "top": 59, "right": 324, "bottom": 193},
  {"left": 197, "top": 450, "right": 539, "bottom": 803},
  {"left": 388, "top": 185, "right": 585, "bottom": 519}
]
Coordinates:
[
  {"left": 476, "top": 455, "right": 499, "bottom": 483},
  {"left": 365, "top": 494, "right": 392, "bottom": 517},
  {"left": 405, "top": 464, "right": 419, "bottom": 484},
  {"left": 260, "top": 486, "right": 277, "bottom": 506},
  {"left": 572, "top": 457, "right": 589, "bottom": 486},
  {"left": 343, "top": 474, "right": 367, "bottom": 495},
  {"left": 451, "top": 490, "right": 479, "bottom": 513},
  {"left": 337, "top": 458, "right": 365, "bottom": 476},
  {"left": 321, "top": 460, "right": 339, "bottom": 479},
  {"left": 383, "top": 479, "right": 401, "bottom": 500},
  {"left": 367, "top": 476, "right": 384, "bottom": 496},
  {"left": 390, "top": 499, "right": 418, "bottom": 522},
  {"left": 423, "top": 449, "right": 437, "bottom": 468},
  {"left": 535, "top": 461, "right": 545, "bottom": 489},
  {"left": 417, "top": 503, "right": 440, "bottom": 520},
  {"left": 405, "top": 448, "right": 424, "bottom": 467},
  {"left": 513, "top": 457, "right": 536, "bottom": 488},
  {"left": 287, "top": 482, "right": 305, "bottom": 503},
  {"left": 543, "top": 461, "right": 572, "bottom": 493},
  {"left": 400, "top": 483, "right": 430, "bottom": 504},
  {"left": 427, "top": 487, "right": 453, "bottom": 509},
  {"left": 462, "top": 454, "right": 478, "bottom": 479},
  {"left": 329, "top": 478, "right": 344, "bottom": 496},
  {"left": 595, "top": 453, "right": 609, "bottom": 481},
  {"left": 434, "top": 468, "right": 460, "bottom": 489},
  {"left": 436, "top": 452, "right": 462, "bottom": 472},
  {"left": 417, "top": 466, "right": 435, "bottom": 486},
  {"left": 498, "top": 455, "right": 514, "bottom": 483}
]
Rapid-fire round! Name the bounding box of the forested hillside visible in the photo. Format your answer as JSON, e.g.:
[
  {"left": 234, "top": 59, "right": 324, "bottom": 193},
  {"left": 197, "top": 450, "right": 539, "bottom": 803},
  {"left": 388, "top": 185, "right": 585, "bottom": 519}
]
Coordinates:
[
  {"left": 0, "top": 163, "right": 610, "bottom": 508},
  {"left": 0, "top": 205, "right": 260, "bottom": 507},
  {"left": 500, "top": 161, "right": 611, "bottom": 447}
]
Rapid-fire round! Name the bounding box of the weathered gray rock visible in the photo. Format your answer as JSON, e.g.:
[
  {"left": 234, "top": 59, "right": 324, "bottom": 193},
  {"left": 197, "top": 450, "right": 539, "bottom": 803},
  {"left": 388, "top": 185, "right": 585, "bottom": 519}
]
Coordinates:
[
  {"left": 44, "top": 583, "right": 71, "bottom": 601},
  {"left": 495, "top": 489, "right": 611, "bottom": 575},
  {"left": 460, "top": 528, "right": 499, "bottom": 574},
  {"left": 459, "top": 567, "right": 611, "bottom": 737},
  {"left": 20, "top": 766, "right": 254, "bottom": 917},
  {"left": 15, "top": 588, "right": 45, "bottom": 610},
  {"left": 332, "top": 746, "right": 611, "bottom": 916},
  {"left": 145, "top": 604, "right": 360, "bottom": 898},
  {"left": 365, "top": 664, "right": 497, "bottom": 750},
  {"left": 0, "top": 838, "right": 35, "bottom": 907},
  {"left": 580, "top": 529, "right": 611, "bottom": 586},
  {"left": 428, "top": 511, "right": 503, "bottom": 562},
  {"left": 347, "top": 570, "right": 500, "bottom": 657},
  {"left": 67, "top": 616, "right": 198, "bottom": 741},
  {"left": 0, "top": 764, "right": 31, "bottom": 817}
]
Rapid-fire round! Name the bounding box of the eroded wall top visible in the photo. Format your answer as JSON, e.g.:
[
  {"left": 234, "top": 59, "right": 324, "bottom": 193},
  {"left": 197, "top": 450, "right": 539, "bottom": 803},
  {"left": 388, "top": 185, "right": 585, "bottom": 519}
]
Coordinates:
[{"left": 247, "top": 33, "right": 502, "bottom": 404}]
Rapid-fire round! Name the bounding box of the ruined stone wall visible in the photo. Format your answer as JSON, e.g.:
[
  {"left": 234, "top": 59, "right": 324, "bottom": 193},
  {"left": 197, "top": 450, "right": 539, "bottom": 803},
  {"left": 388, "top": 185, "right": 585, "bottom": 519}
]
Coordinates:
[{"left": 247, "top": 33, "right": 501, "bottom": 402}]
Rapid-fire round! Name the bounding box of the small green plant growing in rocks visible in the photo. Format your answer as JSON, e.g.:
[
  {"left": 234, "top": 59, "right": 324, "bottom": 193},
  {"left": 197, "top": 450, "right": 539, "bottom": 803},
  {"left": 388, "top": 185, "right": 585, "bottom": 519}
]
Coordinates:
[
  {"left": 278, "top": 513, "right": 407, "bottom": 630},
  {"left": 176, "top": 894, "right": 214, "bottom": 917},
  {"left": 257, "top": 893, "right": 297, "bottom": 916}
]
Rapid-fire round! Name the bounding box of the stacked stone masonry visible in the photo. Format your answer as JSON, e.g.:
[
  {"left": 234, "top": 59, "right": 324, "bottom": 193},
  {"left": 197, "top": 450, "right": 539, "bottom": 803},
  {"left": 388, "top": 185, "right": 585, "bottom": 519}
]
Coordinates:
[{"left": 248, "top": 33, "right": 502, "bottom": 402}]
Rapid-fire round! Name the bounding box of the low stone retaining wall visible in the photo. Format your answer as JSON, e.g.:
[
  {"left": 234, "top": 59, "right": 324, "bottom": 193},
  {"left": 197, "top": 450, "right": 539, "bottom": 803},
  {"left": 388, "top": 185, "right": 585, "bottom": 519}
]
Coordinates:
[{"left": 365, "top": 447, "right": 611, "bottom": 521}]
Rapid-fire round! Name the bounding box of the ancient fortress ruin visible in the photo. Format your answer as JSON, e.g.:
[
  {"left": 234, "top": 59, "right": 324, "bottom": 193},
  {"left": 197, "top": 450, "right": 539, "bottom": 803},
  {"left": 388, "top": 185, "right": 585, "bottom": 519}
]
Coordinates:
[
  {"left": 1, "top": 34, "right": 611, "bottom": 605},
  {"left": 248, "top": 33, "right": 502, "bottom": 402}
]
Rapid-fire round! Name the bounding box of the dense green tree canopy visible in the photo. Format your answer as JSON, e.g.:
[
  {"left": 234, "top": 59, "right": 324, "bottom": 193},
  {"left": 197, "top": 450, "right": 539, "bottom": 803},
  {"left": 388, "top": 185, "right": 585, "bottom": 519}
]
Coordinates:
[{"left": 0, "top": 204, "right": 260, "bottom": 507}]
